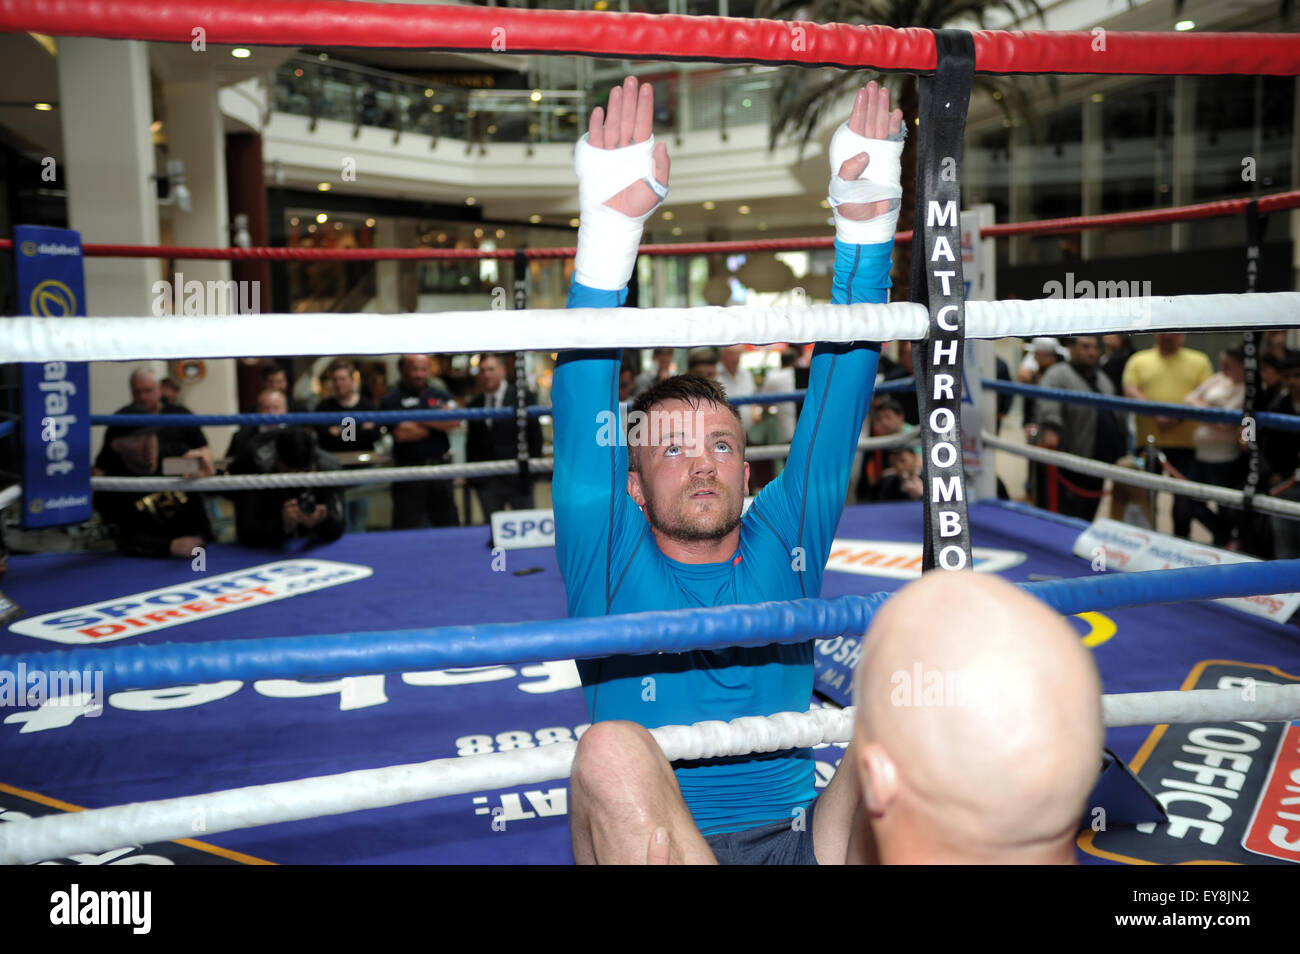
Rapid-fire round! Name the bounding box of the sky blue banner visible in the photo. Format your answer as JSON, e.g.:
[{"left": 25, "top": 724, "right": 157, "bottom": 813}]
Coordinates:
[{"left": 15, "top": 225, "right": 91, "bottom": 529}]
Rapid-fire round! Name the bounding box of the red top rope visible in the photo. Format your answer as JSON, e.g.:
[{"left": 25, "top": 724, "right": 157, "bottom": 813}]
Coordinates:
[
  {"left": 2, "top": 0, "right": 1298, "bottom": 75},
  {"left": 3, "top": 190, "right": 1295, "bottom": 262}
]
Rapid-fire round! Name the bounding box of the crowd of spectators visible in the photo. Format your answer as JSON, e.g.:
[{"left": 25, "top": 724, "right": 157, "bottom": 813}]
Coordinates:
[
  {"left": 90, "top": 354, "right": 543, "bottom": 558},
  {"left": 90, "top": 332, "right": 1300, "bottom": 560},
  {"left": 1016, "top": 330, "right": 1300, "bottom": 557}
]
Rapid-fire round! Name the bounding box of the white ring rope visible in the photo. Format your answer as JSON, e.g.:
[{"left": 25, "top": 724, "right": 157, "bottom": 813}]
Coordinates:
[
  {"left": 3, "top": 685, "right": 1297, "bottom": 865},
  {"left": 10, "top": 293, "right": 1300, "bottom": 361},
  {"left": 981, "top": 431, "right": 1300, "bottom": 520},
  {"left": 0, "top": 484, "right": 22, "bottom": 511},
  {"left": 1103, "top": 685, "right": 1300, "bottom": 727},
  {"left": 89, "top": 434, "right": 915, "bottom": 492},
  {"left": 0, "top": 707, "right": 851, "bottom": 866}
]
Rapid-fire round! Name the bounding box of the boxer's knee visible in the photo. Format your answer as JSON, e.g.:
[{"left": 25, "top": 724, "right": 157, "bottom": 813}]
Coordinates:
[{"left": 571, "top": 720, "right": 667, "bottom": 807}]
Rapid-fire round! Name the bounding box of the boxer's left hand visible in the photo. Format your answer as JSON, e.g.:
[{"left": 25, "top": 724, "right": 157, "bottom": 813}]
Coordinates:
[{"left": 827, "top": 82, "right": 905, "bottom": 244}]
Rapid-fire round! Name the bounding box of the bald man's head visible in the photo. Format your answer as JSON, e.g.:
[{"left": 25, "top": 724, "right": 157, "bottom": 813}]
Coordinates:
[{"left": 854, "top": 571, "right": 1103, "bottom": 864}]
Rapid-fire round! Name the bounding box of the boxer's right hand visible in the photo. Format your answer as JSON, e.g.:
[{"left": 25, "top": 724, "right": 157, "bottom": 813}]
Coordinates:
[
  {"left": 588, "top": 77, "right": 671, "bottom": 219},
  {"left": 573, "top": 76, "right": 671, "bottom": 290}
]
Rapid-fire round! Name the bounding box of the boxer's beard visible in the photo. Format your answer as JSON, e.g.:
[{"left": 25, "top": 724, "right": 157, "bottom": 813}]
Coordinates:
[{"left": 641, "top": 479, "right": 742, "bottom": 543}]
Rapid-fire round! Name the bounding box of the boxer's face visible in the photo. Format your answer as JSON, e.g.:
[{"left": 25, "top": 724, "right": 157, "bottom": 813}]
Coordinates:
[{"left": 628, "top": 398, "right": 749, "bottom": 544}]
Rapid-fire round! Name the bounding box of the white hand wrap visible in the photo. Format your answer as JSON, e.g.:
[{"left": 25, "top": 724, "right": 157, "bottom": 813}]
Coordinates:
[
  {"left": 827, "top": 121, "right": 906, "bottom": 245},
  {"left": 573, "top": 133, "right": 667, "bottom": 290}
]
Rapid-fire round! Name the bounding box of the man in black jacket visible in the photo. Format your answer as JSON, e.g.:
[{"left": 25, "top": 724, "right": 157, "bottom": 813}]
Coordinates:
[
  {"left": 380, "top": 353, "right": 462, "bottom": 528},
  {"left": 465, "top": 353, "right": 543, "bottom": 524},
  {"left": 95, "top": 370, "right": 212, "bottom": 477},
  {"left": 227, "top": 428, "right": 344, "bottom": 548},
  {"left": 93, "top": 422, "right": 214, "bottom": 558}
]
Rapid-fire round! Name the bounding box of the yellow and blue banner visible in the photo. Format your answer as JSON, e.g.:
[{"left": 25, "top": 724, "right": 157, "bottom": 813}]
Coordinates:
[{"left": 15, "top": 225, "right": 91, "bottom": 529}]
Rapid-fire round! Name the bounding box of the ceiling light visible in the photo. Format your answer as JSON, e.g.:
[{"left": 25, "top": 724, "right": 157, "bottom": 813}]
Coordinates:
[{"left": 231, "top": 48, "right": 251, "bottom": 59}]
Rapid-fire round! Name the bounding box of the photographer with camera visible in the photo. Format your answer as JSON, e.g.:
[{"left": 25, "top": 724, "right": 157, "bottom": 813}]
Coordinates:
[{"left": 227, "top": 426, "right": 345, "bottom": 548}]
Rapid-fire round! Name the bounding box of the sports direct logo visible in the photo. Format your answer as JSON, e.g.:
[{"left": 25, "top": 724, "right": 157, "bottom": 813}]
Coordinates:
[{"left": 9, "top": 560, "right": 372, "bottom": 645}]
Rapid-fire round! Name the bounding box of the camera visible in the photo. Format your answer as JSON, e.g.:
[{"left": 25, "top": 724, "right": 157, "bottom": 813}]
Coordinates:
[{"left": 296, "top": 490, "right": 317, "bottom": 514}]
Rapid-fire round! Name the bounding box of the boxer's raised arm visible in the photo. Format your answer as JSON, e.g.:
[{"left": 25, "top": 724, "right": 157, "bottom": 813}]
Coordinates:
[
  {"left": 553, "top": 77, "right": 670, "bottom": 615},
  {"left": 750, "top": 83, "right": 903, "bottom": 596}
]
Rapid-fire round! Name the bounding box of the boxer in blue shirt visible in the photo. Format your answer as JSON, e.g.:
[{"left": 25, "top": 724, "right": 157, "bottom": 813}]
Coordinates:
[{"left": 554, "top": 76, "right": 904, "bottom": 864}]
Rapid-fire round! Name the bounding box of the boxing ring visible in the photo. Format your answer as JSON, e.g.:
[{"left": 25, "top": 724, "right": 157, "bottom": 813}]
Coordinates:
[
  {"left": 3, "top": 502, "right": 1299, "bottom": 865},
  {"left": 3, "top": 0, "right": 1300, "bottom": 866}
]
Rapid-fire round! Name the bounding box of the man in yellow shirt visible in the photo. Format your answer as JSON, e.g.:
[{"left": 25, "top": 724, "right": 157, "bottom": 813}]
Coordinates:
[{"left": 1122, "top": 333, "right": 1213, "bottom": 537}]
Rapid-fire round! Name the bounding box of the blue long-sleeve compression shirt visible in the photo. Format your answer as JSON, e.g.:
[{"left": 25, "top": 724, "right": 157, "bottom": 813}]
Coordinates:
[{"left": 552, "top": 240, "right": 889, "bottom": 834}]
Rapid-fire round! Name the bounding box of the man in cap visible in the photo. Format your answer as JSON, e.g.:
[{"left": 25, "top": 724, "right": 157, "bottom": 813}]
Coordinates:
[{"left": 93, "top": 414, "right": 214, "bottom": 559}]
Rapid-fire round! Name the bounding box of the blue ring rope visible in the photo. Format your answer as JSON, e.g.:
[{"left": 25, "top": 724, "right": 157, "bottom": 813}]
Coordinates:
[
  {"left": 982, "top": 378, "right": 1300, "bottom": 432},
  {"left": 92, "top": 392, "right": 811, "bottom": 427},
  {"left": 89, "top": 375, "right": 1276, "bottom": 430},
  {"left": 90, "top": 380, "right": 920, "bottom": 428},
  {"left": 4, "top": 561, "right": 1297, "bottom": 695}
]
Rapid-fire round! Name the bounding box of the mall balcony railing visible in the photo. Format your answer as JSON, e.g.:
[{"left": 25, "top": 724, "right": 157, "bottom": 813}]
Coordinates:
[{"left": 271, "top": 53, "right": 778, "bottom": 148}]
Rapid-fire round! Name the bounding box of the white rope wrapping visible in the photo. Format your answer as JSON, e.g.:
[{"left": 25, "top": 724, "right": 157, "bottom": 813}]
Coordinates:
[
  {"left": 1103, "top": 685, "right": 1300, "bottom": 727},
  {"left": 0, "top": 483, "right": 21, "bottom": 511},
  {"left": 91, "top": 458, "right": 556, "bottom": 492},
  {"left": 981, "top": 431, "right": 1300, "bottom": 520},
  {"left": 9, "top": 293, "right": 1300, "bottom": 361},
  {"left": 88, "top": 434, "right": 913, "bottom": 492},
  {"left": 3, "top": 684, "right": 1297, "bottom": 865}
]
